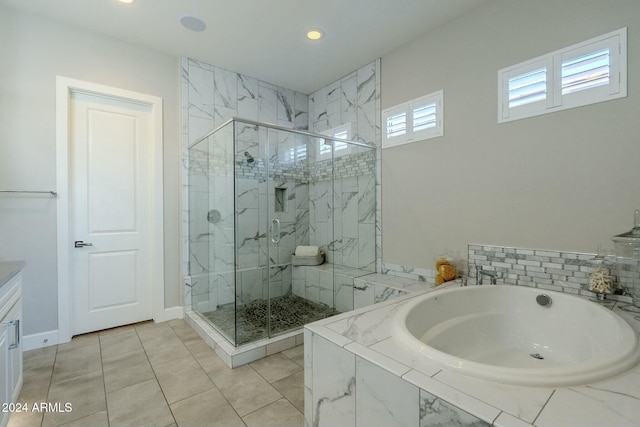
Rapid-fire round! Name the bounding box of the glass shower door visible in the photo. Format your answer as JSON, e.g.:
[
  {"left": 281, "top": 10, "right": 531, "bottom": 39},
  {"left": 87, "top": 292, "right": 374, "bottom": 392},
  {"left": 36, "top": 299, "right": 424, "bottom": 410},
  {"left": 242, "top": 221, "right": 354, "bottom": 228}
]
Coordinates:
[
  {"left": 233, "top": 121, "right": 269, "bottom": 345},
  {"left": 265, "top": 130, "right": 340, "bottom": 338},
  {"left": 189, "top": 121, "right": 237, "bottom": 344},
  {"left": 265, "top": 127, "right": 301, "bottom": 337}
]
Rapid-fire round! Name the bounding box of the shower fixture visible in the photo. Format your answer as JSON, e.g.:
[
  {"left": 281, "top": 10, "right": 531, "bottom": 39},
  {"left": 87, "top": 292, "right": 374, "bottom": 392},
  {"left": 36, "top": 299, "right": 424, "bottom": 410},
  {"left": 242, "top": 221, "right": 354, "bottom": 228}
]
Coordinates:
[{"left": 244, "top": 151, "right": 255, "bottom": 164}]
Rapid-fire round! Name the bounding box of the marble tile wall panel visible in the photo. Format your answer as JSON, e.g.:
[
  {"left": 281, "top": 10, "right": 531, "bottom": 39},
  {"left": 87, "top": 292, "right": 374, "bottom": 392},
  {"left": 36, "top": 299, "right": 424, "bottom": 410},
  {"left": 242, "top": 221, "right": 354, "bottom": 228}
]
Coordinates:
[
  {"left": 318, "top": 269, "right": 334, "bottom": 307},
  {"left": 355, "top": 356, "right": 419, "bottom": 427},
  {"left": 419, "top": 389, "right": 492, "bottom": 427},
  {"left": 310, "top": 60, "right": 381, "bottom": 273},
  {"left": 353, "top": 279, "right": 375, "bottom": 309},
  {"left": 311, "top": 334, "right": 356, "bottom": 427},
  {"left": 292, "top": 265, "right": 306, "bottom": 299},
  {"left": 305, "top": 267, "right": 320, "bottom": 305},
  {"left": 181, "top": 56, "right": 310, "bottom": 287},
  {"left": 334, "top": 274, "right": 354, "bottom": 312},
  {"left": 352, "top": 273, "right": 432, "bottom": 309},
  {"left": 381, "top": 262, "right": 437, "bottom": 284}
]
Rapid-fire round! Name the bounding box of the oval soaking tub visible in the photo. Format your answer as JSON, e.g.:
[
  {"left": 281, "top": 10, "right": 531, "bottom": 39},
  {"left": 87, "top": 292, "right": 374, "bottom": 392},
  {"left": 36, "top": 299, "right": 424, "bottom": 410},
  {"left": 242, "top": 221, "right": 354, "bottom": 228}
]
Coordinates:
[{"left": 392, "top": 285, "right": 640, "bottom": 387}]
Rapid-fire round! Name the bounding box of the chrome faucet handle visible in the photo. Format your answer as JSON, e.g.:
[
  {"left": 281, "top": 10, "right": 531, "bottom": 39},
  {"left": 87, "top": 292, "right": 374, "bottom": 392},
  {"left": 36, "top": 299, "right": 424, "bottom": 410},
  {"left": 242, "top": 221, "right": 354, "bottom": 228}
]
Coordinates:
[{"left": 476, "top": 266, "right": 498, "bottom": 285}]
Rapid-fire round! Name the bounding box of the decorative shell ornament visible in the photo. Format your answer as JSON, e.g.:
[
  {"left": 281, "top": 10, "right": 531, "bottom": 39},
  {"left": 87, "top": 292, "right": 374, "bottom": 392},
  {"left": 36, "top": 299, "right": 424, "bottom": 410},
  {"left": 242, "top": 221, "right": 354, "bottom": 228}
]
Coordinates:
[{"left": 435, "top": 258, "right": 457, "bottom": 285}]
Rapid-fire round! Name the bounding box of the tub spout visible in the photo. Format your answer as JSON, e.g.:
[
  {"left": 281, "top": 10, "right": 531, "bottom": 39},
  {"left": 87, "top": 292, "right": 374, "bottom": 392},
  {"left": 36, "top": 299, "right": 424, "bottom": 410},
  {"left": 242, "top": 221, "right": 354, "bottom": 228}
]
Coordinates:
[{"left": 476, "top": 266, "right": 497, "bottom": 285}]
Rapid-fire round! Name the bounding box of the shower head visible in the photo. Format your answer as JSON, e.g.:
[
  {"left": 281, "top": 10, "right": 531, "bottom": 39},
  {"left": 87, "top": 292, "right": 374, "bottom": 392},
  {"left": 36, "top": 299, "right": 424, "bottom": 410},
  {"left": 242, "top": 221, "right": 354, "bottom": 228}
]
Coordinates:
[{"left": 244, "top": 151, "right": 255, "bottom": 164}]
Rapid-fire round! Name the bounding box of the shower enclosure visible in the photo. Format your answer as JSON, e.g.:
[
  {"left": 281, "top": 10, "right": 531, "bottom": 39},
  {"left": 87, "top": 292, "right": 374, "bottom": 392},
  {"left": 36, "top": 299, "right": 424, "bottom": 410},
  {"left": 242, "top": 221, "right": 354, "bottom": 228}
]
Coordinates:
[{"left": 188, "top": 118, "right": 376, "bottom": 346}]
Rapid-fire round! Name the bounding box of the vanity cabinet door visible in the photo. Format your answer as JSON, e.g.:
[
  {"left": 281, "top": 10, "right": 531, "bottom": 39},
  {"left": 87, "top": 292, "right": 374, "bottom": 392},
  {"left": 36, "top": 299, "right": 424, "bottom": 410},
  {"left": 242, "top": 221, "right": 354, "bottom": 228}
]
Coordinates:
[
  {"left": 0, "top": 298, "right": 21, "bottom": 427},
  {"left": 5, "top": 302, "right": 22, "bottom": 402},
  {"left": 0, "top": 325, "right": 9, "bottom": 427}
]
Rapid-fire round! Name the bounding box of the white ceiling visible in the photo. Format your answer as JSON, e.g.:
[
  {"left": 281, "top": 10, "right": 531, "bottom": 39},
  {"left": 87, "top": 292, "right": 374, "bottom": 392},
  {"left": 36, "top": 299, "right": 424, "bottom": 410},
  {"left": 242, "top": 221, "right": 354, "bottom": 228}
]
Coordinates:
[{"left": 1, "top": 0, "right": 488, "bottom": 94}]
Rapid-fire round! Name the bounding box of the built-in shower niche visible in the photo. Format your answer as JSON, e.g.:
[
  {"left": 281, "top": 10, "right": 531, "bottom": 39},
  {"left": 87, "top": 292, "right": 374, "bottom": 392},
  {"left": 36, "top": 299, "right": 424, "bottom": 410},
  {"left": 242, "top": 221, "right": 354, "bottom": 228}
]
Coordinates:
[
  {"left": 274, "top": 187, "right": 286, "bottom": 212},
  {"left": 187, "top": 118, "right": 376, "bottom": 351}
]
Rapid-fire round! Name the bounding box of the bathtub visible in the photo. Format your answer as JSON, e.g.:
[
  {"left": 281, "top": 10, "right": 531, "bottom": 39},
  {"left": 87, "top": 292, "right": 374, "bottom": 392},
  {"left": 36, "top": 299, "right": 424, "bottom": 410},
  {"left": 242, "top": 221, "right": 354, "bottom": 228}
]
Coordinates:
[{"left": 392, "top": 284, "right": 640, "bottom": 387}]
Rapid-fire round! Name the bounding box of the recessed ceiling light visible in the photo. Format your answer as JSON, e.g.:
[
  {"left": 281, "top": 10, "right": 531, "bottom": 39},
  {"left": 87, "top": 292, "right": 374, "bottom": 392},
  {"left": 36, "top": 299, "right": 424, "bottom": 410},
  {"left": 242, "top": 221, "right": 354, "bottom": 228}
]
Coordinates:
[
  {"left": 180, "top": 16, "right": 207, "bottom": 32},
  {"left": 306, "top": 29, "right": 324, "bottom": 41},
  {"left": 116, "top": 0, "right": 135, "bottom": 4}
]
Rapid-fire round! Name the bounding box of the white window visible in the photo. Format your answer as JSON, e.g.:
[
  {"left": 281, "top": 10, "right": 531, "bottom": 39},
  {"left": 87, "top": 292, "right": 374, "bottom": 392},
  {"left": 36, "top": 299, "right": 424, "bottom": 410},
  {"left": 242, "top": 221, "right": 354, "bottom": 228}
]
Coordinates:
[
  {"left": 319, "top": 123, "right": 353, "bottom": 159},
  {"left": 382, "top": 90, "right": 443, "bottom": 149},
  {"left": 499, "top": 28, "right": 626, "bottom": 123},
  {"left": 284, "top": 143, "right": 307, "bottom": 163}
]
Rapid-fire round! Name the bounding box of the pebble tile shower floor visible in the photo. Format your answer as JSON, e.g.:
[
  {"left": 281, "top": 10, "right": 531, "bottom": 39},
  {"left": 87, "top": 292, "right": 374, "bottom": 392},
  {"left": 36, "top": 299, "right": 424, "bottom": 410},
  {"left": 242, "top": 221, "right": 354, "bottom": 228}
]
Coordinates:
[
  {"left": 202, "top": 294, "right": 339, "bottom": 345},
  {"left": 9, "top": 319, "right": 305, "bottom": 427}
]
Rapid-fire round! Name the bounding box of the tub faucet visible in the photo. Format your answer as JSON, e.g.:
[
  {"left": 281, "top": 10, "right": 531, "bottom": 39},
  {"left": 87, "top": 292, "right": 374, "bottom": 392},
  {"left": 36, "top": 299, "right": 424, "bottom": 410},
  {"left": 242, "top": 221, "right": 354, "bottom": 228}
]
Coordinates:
[{"left": 476, "top": 266, "right": 497, "bottom": 285}]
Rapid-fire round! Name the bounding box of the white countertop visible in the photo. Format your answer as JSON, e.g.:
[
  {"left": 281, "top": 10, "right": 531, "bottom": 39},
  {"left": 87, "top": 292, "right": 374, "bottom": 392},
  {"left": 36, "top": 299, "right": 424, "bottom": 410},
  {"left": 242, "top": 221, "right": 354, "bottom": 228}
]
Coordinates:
[
  {"left": 0, "top": 261, "right": 25, "bottom": 289},
  {"left": 306, "top": 283, "right": 640, "bottom": 427}
]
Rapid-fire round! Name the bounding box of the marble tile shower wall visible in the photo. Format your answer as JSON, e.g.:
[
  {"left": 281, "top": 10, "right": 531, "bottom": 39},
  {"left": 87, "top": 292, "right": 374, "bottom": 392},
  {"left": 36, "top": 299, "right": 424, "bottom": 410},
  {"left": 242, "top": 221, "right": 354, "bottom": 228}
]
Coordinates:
[
  {"left": 309, "top": 150, "right": 376, "bottom": 270},
  {"left": 309, "top": 59, "right": 382, "bottom": 272},
  {"left": 468, "top": 244, "right": 640, "bottom": 297},
  {"left": 183, "top": 57, "right": 382, "bottom": 316},
  {"left": 182, "top": 57, "right": 310, "bottom": 311}
]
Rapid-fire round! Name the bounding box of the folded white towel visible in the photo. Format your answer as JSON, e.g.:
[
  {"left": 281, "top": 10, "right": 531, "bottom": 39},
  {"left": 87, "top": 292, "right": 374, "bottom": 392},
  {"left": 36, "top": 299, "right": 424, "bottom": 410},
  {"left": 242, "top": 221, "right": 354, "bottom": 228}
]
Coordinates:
[{"left": 295, "top": 245, "right": 321, "bottom": 257}]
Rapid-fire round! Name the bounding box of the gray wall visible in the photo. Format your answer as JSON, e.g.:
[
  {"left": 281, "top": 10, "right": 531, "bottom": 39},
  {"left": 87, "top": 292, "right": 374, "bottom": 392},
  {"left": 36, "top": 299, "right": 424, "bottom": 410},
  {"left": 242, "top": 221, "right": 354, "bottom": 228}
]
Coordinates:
[
  {"left": 0, "top": 6, "right": 182, "bottom": 335},
  {"left": 381, "top": 0, "right": 640, "bottom": 270}
]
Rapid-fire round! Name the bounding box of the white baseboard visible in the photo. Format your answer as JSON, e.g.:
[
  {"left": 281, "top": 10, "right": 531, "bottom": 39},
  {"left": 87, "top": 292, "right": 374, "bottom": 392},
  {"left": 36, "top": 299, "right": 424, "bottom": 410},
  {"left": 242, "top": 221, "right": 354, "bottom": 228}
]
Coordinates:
[
  {"left": 23, "top": 330, "right": 59, "bottom": 351},
  {"left": 23, "top": 307, "right": 183, "bottom": 351},
  {"left": 155, "top": 306, "right": 184, "bottom": 322}
]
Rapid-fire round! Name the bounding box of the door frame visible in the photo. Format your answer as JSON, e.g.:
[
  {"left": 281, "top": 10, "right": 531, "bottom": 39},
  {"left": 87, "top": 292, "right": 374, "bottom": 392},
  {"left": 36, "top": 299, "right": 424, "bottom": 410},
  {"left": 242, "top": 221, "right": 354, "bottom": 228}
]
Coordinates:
[{"left": 56, "top": 76, "right": 165, "bottom": 343}]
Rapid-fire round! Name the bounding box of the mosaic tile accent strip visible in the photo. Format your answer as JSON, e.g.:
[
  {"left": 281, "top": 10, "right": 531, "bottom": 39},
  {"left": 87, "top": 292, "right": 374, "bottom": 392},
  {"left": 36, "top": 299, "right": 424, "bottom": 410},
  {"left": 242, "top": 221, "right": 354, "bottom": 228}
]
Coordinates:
[{"left": 468, "top": 243, "right": 640, "bottom": 298}]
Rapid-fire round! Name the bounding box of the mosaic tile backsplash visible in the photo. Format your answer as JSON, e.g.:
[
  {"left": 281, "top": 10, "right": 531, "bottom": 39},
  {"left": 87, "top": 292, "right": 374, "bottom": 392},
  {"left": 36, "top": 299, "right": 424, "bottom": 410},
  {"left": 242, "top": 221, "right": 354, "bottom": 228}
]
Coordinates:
[
  {"left": 468, "top": 244, "right": 640, "bottom": 298},
  {"left": 379, "top": 244, "right": 639, "bottom": 302}
]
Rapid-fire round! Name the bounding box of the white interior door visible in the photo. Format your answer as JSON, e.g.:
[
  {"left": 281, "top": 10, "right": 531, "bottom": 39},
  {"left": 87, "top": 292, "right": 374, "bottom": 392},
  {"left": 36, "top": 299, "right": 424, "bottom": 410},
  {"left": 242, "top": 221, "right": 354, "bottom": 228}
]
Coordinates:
[{"left": 69, "top": 91, "right": 154, "bottom": 335}]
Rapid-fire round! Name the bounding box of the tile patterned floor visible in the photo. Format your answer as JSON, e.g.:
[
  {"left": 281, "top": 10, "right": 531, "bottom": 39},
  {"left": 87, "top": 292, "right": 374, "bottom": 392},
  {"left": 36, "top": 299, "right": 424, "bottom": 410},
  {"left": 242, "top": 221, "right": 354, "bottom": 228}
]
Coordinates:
[{"left": 8, "top": 319, "right": 305, "bottom": 427}]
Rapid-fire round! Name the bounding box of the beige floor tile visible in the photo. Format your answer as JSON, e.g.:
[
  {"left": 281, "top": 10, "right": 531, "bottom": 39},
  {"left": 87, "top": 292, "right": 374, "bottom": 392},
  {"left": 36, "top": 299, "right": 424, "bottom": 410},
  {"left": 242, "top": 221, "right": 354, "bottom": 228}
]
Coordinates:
[
  {"left": 281, "top": 345, "right": 305, "bottom": 367},
  {"left": 106, "top": 379, "right": 174, "bottom": 427},
  {"left": 141, "top": 334, "right": 192, "bottom": 366},
  {"left": 153, "top": 355, "right": 215, "bottom": 404},
  {"left": 191, "top": 347, "right": 229, "bottom": 376},
  {"left": 134, "top": 321, "right": 176, "bottom": 341},
  {"left": 42, "top": 371, "right": 106, "bottom": 427},
  {"left": 7, "top": 410, "right": 43, "bottom": 427},
  {"left": 58, "top": 410, "right": 108, "bottom": 427},
  {"left": 272, "top": 370, "right": 305, "bottom": 412},
  {"left": 242, "top": 398, "right": 304, "bottom": 427},
  {"left": 210, "top": 365, "right": 282, "bottom": 417},
  {"left": 19, "top": 365, "right": 54, "bottom": 402},
  {"left": 14, "top": 321, "right": 307, "bottom": 427},
  {"left": 250, "top": 353, "right": 303, "bottom": 383},
  {"left": 102, "top": 349, "right": 155, "bottom": 392},
  {"left": 99, "top": 327, "right": 143, "bottom": 359},
  {"left": 185, "top": 339, "right": 215, "bottom": 356},
  {"left": 23, "top": 346, "right": 57, "bottom": 370},
  {"left": 51, "top": 343, "right": 102, "bottom": 383},
  {"left": 171, "top": 322, "right": 203, "bottom": 347},
  {"left": 170, "top": 388, "right": 245, "bottom": 427},
  {"left": 56, "top": 333, "right": 100, "bottom": 352},
  {"left": 20, "top": 347, "right": 57, "bottom": 402}
]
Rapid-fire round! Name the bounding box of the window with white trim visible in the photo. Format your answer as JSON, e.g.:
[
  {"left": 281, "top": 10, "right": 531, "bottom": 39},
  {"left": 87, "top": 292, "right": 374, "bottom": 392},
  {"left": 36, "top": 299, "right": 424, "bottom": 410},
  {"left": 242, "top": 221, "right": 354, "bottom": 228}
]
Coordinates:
[
  {"left": 318, "top": 123, "right": 353, "bottom": 159},
  {"left": 499, "top": 28, "right": 626, "bottom": 123},
  {"left": 382, "top": 90, "right": 443, "bottom": 149}
]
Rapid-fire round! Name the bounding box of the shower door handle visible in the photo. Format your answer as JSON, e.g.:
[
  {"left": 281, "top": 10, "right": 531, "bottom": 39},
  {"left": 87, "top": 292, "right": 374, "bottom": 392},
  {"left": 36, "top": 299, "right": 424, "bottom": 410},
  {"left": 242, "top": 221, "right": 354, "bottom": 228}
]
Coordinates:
[{"left": 271, "top": 218, "right": 281, "bottom": 244}]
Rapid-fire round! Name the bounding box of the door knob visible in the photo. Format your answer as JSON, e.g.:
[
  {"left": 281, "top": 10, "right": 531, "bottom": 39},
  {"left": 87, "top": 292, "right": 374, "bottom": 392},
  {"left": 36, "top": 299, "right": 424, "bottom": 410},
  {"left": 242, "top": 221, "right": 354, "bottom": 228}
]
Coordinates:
[{"left": 74, "top": 241, "right": 93, "bottom": 248}]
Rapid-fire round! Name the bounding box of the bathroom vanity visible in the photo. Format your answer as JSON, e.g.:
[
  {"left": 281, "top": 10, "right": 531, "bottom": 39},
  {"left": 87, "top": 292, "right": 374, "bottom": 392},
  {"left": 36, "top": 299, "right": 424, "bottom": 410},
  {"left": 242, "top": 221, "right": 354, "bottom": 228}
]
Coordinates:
[{"left": 0, "top": 262, "right": 23, "bottom": 427}]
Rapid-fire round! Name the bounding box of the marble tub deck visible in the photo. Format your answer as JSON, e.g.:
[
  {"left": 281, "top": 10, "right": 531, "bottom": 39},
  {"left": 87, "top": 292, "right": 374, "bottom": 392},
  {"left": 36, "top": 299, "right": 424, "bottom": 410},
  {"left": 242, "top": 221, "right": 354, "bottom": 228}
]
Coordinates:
[{"left": 304, "top": 283, "right": 640, "bottom": 427}]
